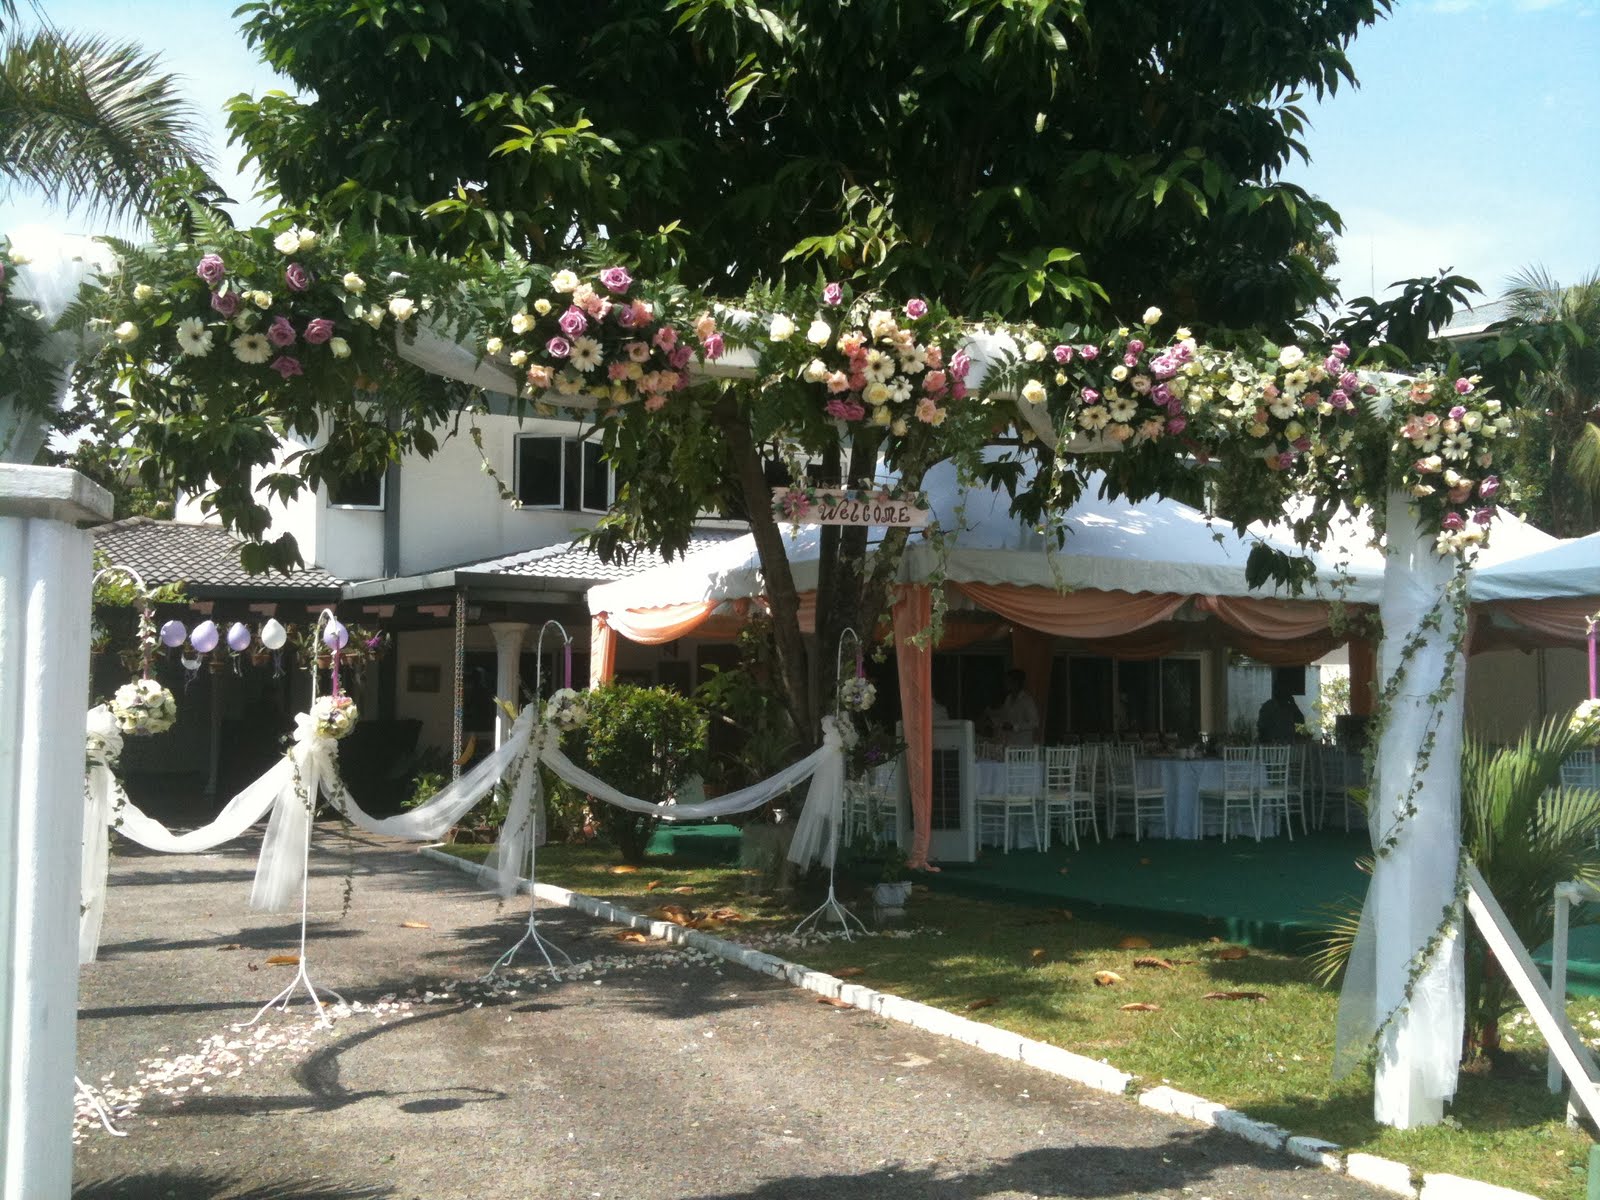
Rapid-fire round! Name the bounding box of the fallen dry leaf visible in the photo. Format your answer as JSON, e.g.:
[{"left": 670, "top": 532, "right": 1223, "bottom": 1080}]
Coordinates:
[
  {"left": 648, "top": 904, "right": 695, "bottom": 925},
  {"left": 1029, "top": 948, "right": 1048, "bottom": 963},
  {"left": 706, "top": 907, "right": 744, "bottom": 921},
  {"left": 835, "top": 966, "right": 867, "bottom": 978},
  {"left": 400, "top": 920, "right": 431, "bottom": 930},
  {"left": 1058, "top": 867, "right": 1070, "bottom": 875},
  {"left": 246, "top": 962, "right": 259, "bottom": 972},
  {"left": 609, "top": 864, "right": 640, "bottom": 875},
  {"left": 614, "top": 930, "right": 649, "bottom": 943},
  {"left": 265, "top": 954, "right": 299, "bottom": 966},
  {"left": 216, "top": 943, "right": 242, "bottom": 952},
  {"left": 1117, "top": 935, "right": 1153, "bottom": 950},
  {"left": 645, "top": 881, "right": 662, "bottom": 892},
  {"left": 1138, "top": 857, "right": 1152, "bottom": 866},
  {"left": 1203, "top": 990, "right": 1268, "bottom": 1002},
  {"left": 965, "top": 997, "right": 999, "bottom": 1011},
  {"left": 690, "top": 917, "right": 725, "bottom": 931},
  {"left": 817, "top": 996, "right": 854, "bottom": 1008},
  {"left": 670, "top": 885, "right": 697, "bottom": 895},
  {"left": 1120, "top": 1002, "right": 1161, "bottom": 1012},
  {"left": 1215, "top": 946, "right": 1249, "bottom": 961},
  {"left": 1132, "top": 956, "right": 1177, "bottom": 971},
  {"left": 1093, "top": 970, "right": 1124, "bottom": 987}
]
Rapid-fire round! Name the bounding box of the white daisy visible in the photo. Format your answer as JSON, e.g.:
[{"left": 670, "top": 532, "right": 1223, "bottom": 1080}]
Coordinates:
[
  {"left": 1442, "top": 432, "right": 1472, "bottom": 460},
  {"left": 863, "top": 349, "right": 895, "bottom": 383},
  {"left": 1078, "top": 405, "right": 1111, "bottom": 431},
  {"left": 1108, "top": 396, "right": 1138, "bottom": 422},
  {"left": 231, "top": 332, "right": 271, "bottom": 364},
  {"left": 889, "top": 378, "right": 914, "bottom": 404},
  {"left": 570, "top": 337, "right": 603, "bottom": 372},
  {"left": 175, "top": 317, "right": 213, "bottom": 357},
  {"left": 898, "top": 346, "right": 927, "bottom": 375}
]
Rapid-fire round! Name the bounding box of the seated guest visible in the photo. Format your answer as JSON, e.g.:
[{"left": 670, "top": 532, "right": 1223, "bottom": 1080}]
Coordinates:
[
  {"left": 1256, "top": 680, "right": 1306, "bottom": 743},
  {"left": 987, "top": 669, "right": 1040, "bottom": 746}
]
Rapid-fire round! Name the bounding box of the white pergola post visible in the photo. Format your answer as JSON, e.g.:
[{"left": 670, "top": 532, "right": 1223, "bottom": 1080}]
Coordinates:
[
  {"left": 1, "top": 464, "right": 113, "bottom": 1199},
  {"left": 1369, "top": 490, "right": 1468, "bottom": 1128},
  {"left": 489, "top": 622, "right": 529, "bottom": 748}
]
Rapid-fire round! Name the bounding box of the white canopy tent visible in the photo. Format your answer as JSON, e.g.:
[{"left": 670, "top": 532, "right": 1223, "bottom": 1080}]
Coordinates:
[{"left": 1471, "top": 530, "right": 1600, "bottom": 604}]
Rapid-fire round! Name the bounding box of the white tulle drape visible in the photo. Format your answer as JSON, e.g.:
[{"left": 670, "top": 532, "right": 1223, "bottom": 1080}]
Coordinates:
[
  {"left": 81, "top": 702, "right": 846, "bottom": 957},
  {"left": 1333, "top": 493, "right": 1467, "bottom": 1127}
]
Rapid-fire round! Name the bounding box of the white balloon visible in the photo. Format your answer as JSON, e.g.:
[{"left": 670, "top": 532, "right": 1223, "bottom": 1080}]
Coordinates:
[
  {"left": 189, "top": 620, "right": 219, "bottom": 654},
  {"left": 322, "top": 617, "right": 349, "bottom": 650},
  {"left": 260, "top": 618, "right": 288, "bottom": 651}
]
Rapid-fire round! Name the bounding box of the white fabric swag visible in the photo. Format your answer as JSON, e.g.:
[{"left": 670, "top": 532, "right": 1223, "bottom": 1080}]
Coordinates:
[{"left": 81, "top": 705, "right": 846, "bottom": 962}]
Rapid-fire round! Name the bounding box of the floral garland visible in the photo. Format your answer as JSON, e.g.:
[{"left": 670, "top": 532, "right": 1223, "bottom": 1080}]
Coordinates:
[
  {"left": 480, "top": 266, "right": 705, "bottom": 412},
  {"left": 544, "top": 687, "right": 589, "bottom": 732}
]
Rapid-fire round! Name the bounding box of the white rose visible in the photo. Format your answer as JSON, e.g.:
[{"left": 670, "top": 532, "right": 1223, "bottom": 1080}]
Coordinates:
[
  {"left": 1024, "top": 341, "right": 1047, "bottom": 362},
  {"left": 769, "top": 313, "right": 796, "bottom": 342},
  {"left": 364, "top": 307, "right": 385, "bottom": 329},
  {"left": 510, "top": 311, "right": 533, "bottom": 334},
  {"left": 297, "top": 228, "right": 318, "bottom": 251},
  {"left": 871, "top": 406, "right": 892, "bottom": 427},
  {"left": 133, "top": 284, "right": 154, "bottom": 302},
  {"left": 806, "top": 319, "right": 831, "bottom": 346},
  {"left": 1110, "top": 364, "right": 1129, "bottom": 382},
  {"left": 551, "top": 269, "right": 579, "bottom": 293},
  {"left": 1142, "top": 306, "right": 1163, "bottom": 325},
  {"left": 509, "top": 350, "right": 528, "bottom": 367},
  {"left": 251, "top": 290, "right": 272, "bottom": 310},
  {"left": 342, "top": 272, "right": 366, "bottom": 294},
  {"left": 274, "top": 229, "right": 301, "bottom": 255},
  {"left": 388, "top": 296, "right": 416, "bottom": 321},
  {"left": 329, "top": 337, "right": 351, "bottom": 359},
  {"left": 1021, "top": 379, "right": 1047, "bottom": 405},
  {"left": 113, "top": 321, "right": 140, "bottom": 345},
  {"left": 485, "top": 336, "right": 504, "bottom": 355},
  {"left": 533, "top": 298, "right": 552, "bottom": 316},
  {"left": 1277, "top": 345, "right": 1305, "bottom": 369},
  {"left": 803, "top": 359, "right": 830, "bottom": 383}
]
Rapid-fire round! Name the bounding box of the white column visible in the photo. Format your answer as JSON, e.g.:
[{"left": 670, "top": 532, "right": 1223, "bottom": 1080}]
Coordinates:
[
  {"left": 1370, "top": 491, "right": 1467, "bottom": 1128},
  {"left": 488, "top": 622, "right": 529, "bottom": 748},
  {"left": 1, "top": 465, "right": 113, "bottom": 1199}
]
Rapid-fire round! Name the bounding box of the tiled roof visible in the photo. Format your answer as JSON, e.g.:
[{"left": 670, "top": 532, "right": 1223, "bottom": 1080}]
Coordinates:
[
  {"left": 92, "top": 517, "right": 343, "bottom": 595},
  {"left": 461, "top": 527, "right": 747, "bottom": 587},
  {"left": 1440, "top": 297, "right": 1518, "bottom": 339}
]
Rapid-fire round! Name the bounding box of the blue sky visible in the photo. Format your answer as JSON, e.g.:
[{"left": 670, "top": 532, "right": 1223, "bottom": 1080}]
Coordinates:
[{"left": 7, "top": 0, "right": 1599, "bottom": 309}]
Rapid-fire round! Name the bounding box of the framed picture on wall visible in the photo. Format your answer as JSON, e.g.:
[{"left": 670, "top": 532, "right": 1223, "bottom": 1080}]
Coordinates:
[{"left": 407, "top": 663, "right": 441, "bottom": 693}]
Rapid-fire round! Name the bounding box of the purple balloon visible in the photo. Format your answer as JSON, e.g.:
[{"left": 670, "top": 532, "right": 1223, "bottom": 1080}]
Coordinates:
[
  {"left": 189, "top": 620, "right": 219, "bottom": 654},
  {"left": 159, "top": 619, "right": 187, "bottom": 648},
  {"left": 322, "top": 618, "right": 349, "bottom": 650},
  {"left": 227, "top": 622, "right": 252, "bottom": 653}
]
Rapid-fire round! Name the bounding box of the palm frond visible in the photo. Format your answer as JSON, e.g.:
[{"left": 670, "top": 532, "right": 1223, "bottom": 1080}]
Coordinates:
[{"left": 0, "top": 28, "right": 213, "bottom": 223}]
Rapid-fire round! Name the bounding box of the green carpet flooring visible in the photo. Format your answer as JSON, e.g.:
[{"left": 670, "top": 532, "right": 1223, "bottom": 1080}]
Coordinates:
[{"left": 644, "top": 822, "right": 743, "bottom": 862}]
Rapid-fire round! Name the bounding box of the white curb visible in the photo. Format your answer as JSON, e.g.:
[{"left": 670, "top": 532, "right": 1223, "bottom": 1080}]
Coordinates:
[{"left": 416, "top": 845, "right": 1539, "bottom": 1200}]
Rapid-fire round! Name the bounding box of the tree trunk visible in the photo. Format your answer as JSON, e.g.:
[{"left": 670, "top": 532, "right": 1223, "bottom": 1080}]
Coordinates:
[{"left": 714, "top": 395, "right": 814, "bottom": 740}]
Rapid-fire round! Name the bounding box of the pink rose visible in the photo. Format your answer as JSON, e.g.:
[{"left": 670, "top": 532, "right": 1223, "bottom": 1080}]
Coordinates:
[
  {"left": 558, "top": 306, "right": 588, "bottom": 337},
  {"left": 268, "top": 316, "right": 297, "bottom": 347},
  {"left": 546, "top": 336, "right": 571, "bottom": 359},
  {"left": 1441, "top": 511, "right": 1465, "bottom": 532},
  {"left": 304, "top": 318, "right": 334, "bottom": 345},
  {"left": 1454, "top": 378, "right": 1474, "bottom": 395},
  {"left": 614, "top": 304, "right": 637, "bottom": 328},
  {"left": 1127, "top": 339, "right": 1144, "bottom": 355},
  {"left": 925, "top": 345, "right": 944, "bottom": 368},
  {"left": 196, "top": 254, "right": 226, "bottom": 286},
  {"left": 823, "top": 282, "right": 843, "bottom": 306},
  {"left": 1332, "top": 342, "right": 1350, "bottom": 360},
  {"left": 1052, "top": 345, "right": 1073, "bottom": 365},
  {"left": 626, "top": 340, "right": 650, "bottom": 363},
  {"left": 703, "top": 332, "right": 725, "bottom": 360},
  {"left": 1473, "top": 507, "right": 1494, "bottom": 527},
  {"left": 582, "top": 292, "right": 608, "bottom": 318},
  {"left": 1080, "top": 387, "right": 1100, "bottom": 405},
  {"left": 1079, "top": 344, "right": 1100, "bottom": 361},
  {"left": 825, "top": 372, "right": 849, "bottom": 394},
  {"left": 1277, "top": 451, "right": 1296, "bottom": 469},
  {"left": 1339, "top": 371, "right": 1359, "bottom": 392},
  {"left": 951, "top": 349, "right": 972, "bottom": 379},
  {"left": 924, "top": 369, "right": 948, "bottom": 395},
  {"left": 607, "top": 362, "right": 629, "bottom": 382},
  {"left": 1478, "top": 476, "right": 1500, "bottom": 500},
  {"left": 825, "top": 397, "right": 866, "bottom": 422},
  {"left": 694, "top": 313, "right": 718, "bottom": 340},
  {"left": 952, "top": 380, "right": 968, "bottom": 400},
  {"left": 526, "top": 364, "right": 553, "bottom": 389},
  {"left": 1449, "top": 484, "right": 1473, "bottom": 504},
  {"left": 652, "top": 326, "right": 678, "bottom": 351},
  {"left": 599, "top": 266, "right": 632, "bottom": 294},
  {"left": 847, "top": 372, "right": 867, "bottom": 391},
  {"left": 629, "top": 300, "right": 652, "bottom": 325},
  {"left": 644, "top": 393, "right": 668, "bottom": 412},
  {"left": 904, "top": 298, "right": 928, "bottom": 319},
  {"left": 1263, "top": 383, "right": 1280, "bottom": 399},
  {"left": 1329, "top": 389, "right": 1350, "bottom": 410},
  {"left": 284, "top": 262, "right": 312, "bottom": 293},
  {"left": 269, "top": 355, "right": 302, "bottom": 380},
  {"left": 210, "top": 290, "right": 239, "bottom": 317},
  {"left": 1166, "top": 416, "right": 1187, "bottom": 434},
  {"left": 669, "top": 345, "right": 692, "bottom": 369},
  {"left": 1448, "top": 405, "right": 1467, "bottom": 420}
]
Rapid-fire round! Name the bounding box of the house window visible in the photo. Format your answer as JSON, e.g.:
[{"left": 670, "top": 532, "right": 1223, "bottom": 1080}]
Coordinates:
[
  {"left": 514, "top": 434, "right": 613, "bottom": 512},
  {"left": 515, "top": 435, "right": 564, "bottom": 508},
  {"left": 328, "top": 467, "right": 385, "bottom": 509}
]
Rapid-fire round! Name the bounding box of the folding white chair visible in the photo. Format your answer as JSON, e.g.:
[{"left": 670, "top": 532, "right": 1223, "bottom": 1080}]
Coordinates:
[
  {"left": 1285, "top": 744, "right": 1313, "bottom": 835},
  {"left": 1044, "top": 746, "right": 1098, "bottom": 850},
  {"left": 1105, "top": 744, "right": 1166, "bottom": 841},
  {"left": 1561, "top": 749, "right": 1597, "bottom": 792},
  {"left": 1198, "top": 747, "right": 1260, "bottom": 842},
  {"left": 1255, "top": 744, "right": 1293, "bottom": 840},
  {"left": 867, "top": 759, "right": 901, "bottom": 843},
  {"left": 1000, "top": 746, "right": 1043, "bottom": 852}
]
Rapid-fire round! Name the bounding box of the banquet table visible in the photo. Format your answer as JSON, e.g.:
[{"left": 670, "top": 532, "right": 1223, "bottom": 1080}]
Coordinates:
[{"left": 973, "top": 754, "right": 1276, "bottom": 844}]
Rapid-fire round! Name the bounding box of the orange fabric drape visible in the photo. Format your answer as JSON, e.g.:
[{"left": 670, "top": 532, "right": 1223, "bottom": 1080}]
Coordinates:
[
  {"left": 1224, "top": 630, "right": 1343, "bottom": 665},
  {"left": 604, "top": 600, "right": 720, "bottom": 645},
  {"left": 1348, "top": 636, "right": 1377, "bottom": 716},
  {"left": 1056, "top": 626, "right": 1191, "bottom": 660},
  {"left": 1483, "top": 599, "right": 1596, "bottom": 646},
  {"left": 935, "top": 620, "right": 1010, "bottom": 651},
  {"left": 589, "top": 614, "right": 618, "bottom": 689},
  {"left": 892, "top": 584, "right": 934, "bottom": 870},
  {"left": 1193, "top": 595, "right": 1345, "bottom": 641},
  {"left": 1009, "top": 625, "right": 1054, "bottom": 733},
  {"left": 951, "top": 582, "right": 1185, "bottom": 639}
]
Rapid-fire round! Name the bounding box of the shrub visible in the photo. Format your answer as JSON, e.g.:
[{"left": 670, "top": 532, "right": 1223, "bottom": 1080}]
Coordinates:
[{"left": 567, "top": 683, "right": 708, "bottom": 863}]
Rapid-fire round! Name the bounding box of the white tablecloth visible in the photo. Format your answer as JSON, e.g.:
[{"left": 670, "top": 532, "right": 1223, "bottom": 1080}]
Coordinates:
[{"left": 1135, "top": 757, "right": 1277, "bottom": 839}]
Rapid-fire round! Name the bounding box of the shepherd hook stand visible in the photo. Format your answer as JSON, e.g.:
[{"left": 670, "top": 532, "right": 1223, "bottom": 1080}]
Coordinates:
[
  {"left": 483, "top": 840, "right": 573, "bottom": 978},
  {"left": 241, "top": 609, "right": 345, "bottom": 1028}
]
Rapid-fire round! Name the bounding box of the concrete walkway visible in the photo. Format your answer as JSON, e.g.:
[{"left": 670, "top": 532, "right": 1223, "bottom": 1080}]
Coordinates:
[{"left": 73, "top": 829, "right": 1394, "bottom": 1200}]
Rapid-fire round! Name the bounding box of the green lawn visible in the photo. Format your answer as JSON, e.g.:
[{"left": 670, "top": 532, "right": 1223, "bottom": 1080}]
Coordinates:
[{"left": 437, "top": 841, "right": 1594, "bottom": 1199}]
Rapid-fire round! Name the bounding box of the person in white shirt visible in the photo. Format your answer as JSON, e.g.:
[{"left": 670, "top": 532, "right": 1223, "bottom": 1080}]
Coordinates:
[{"left": 988, "top": 669, "right": 1040, "bottom": 746}]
